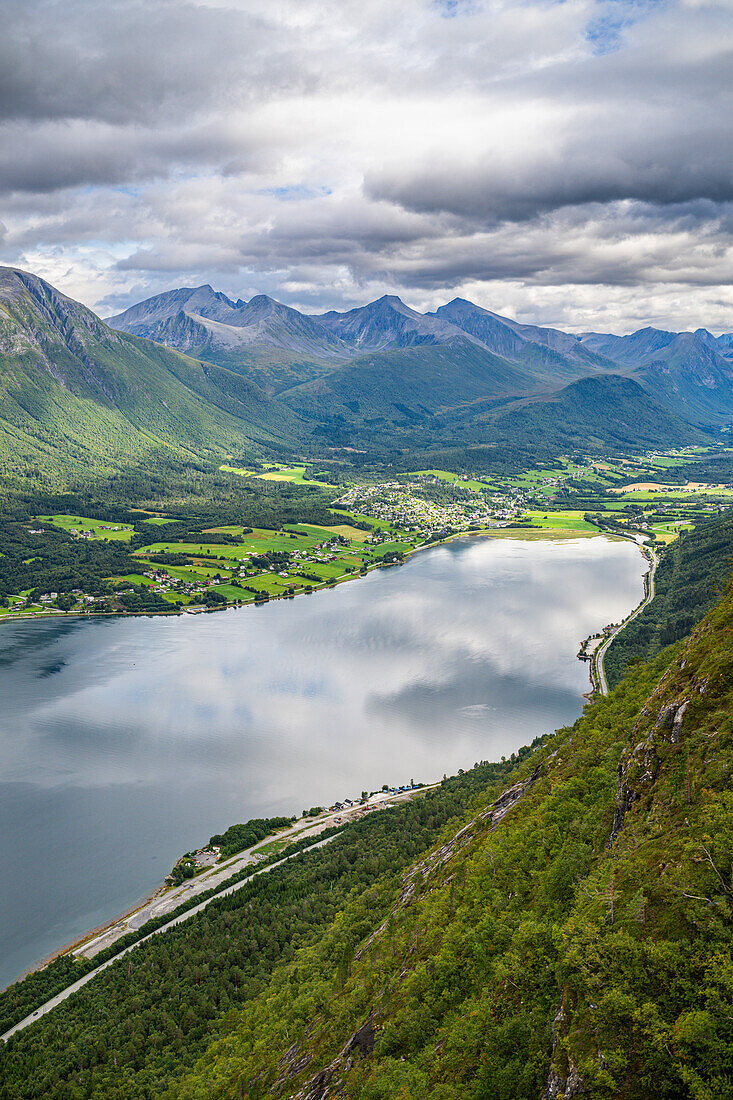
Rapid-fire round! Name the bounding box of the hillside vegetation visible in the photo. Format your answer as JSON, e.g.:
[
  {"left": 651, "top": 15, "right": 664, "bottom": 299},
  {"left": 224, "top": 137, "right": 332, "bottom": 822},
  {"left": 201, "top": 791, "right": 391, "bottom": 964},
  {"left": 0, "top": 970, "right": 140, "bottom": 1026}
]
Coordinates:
[
  {"left": 167, "top": 587, "right": 733, "bottom": 1099},
  {"left": 0, "top": 759, "right": 533, "bottom": 1097},
  {"left": 0, "top": 268, "right": 301, "bottom": 497},
  {"left": 605, "top": 507, "right": 733, "bottom": 687},
  {"left": 0, "top": 268, "right": 717, "bottom": 496},
  {"left": 3, "top": 536, "right": 733, "bottom": 1097}
]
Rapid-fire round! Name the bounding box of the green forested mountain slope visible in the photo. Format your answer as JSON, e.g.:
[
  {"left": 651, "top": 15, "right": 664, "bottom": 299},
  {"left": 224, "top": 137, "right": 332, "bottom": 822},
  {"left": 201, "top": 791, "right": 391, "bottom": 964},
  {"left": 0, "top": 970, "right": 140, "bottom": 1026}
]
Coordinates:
[
  {"left": 0, "top": 267, "right": 300, "bottom": 493},
  {"left": 0, "top": 263, "right": 722, "bottom": 495},
  {"left": 605, "top": 508, "right": 733, "bottom": 688},
  {"left": 0, "top": 760, "right": 534, "bottom": 1097},
  {"left": 0, "top": 267, "right": 714, "bottom": 475},
  {"left": 169, "top": 586, "right": 733, "bottom": 1099},
  {"left": 485, "top": 375, "right": 704, "bottom": 451},
  {"left": 283, "top": 356, "right": 702, "bottom": 453},
  {"left": 279, "top": 341, "right": 539, "bottom": 424},
  {"left": 108, "top": 282, "right": 733, "bottom": 432},
  {"left": 3, "top": 561, "right": 733, "bottom": 1096}
]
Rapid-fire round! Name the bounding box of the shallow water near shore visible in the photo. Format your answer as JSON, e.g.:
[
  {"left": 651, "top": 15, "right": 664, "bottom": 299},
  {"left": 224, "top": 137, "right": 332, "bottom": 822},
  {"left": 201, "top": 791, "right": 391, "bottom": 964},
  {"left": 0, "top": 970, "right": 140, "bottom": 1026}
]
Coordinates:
[{"left": 0, "top": 535, "right": 645, "bottom": 988}]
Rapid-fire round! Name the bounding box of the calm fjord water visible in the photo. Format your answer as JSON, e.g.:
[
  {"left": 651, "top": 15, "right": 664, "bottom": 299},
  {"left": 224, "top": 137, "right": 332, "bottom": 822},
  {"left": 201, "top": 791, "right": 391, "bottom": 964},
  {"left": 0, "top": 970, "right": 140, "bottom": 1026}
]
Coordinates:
[{"left": 0, "top": 536, "right": 644, "bottom": 988}]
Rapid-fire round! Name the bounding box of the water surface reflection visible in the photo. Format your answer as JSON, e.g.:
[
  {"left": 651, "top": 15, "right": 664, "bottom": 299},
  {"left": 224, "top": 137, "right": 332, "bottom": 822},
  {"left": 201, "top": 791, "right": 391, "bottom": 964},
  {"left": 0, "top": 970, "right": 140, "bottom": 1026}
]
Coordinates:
[{"left": 0, "top": 536, "right": 644, "bottom": 986}]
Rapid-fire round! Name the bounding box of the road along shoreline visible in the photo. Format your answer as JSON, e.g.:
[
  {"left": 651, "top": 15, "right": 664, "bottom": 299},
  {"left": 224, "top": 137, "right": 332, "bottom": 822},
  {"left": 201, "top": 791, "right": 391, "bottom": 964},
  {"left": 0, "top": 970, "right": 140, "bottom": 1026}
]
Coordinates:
[
  {"left": 1, "top": 786, "right": 437, "bottom": 1044},
  {"left": 0, "top": 835, "right": 340, "bottom": 1044},
  {"left": 588, "top": 541, "right": 658, "bottom": 696}
]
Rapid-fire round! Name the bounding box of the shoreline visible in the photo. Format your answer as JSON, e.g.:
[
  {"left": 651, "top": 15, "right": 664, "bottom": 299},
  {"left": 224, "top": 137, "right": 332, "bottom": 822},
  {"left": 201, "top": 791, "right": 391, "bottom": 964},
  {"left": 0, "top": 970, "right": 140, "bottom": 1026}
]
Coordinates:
[
  {"left": 0, "top": 524, "right": 615, "bottom": 630},
  {"left": 8, "top": 882, "right": 171, "bottom": 987},
  {"left": 1, "top": 786, "right": 439, "bottom": 1031},
  {"left": 1, "top": 530, "right": 644, "bottom": 997},
  {"left": 590, "top": 542, "right": 658, "bottom": 695}
]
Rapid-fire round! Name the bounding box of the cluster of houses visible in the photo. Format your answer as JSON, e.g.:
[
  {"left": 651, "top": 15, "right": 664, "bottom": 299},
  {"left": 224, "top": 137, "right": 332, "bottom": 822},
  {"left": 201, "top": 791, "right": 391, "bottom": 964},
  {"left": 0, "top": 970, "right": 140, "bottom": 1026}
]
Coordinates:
[
  {"left": 335, "top": 483, "right": 499, "bottom": 535},
  {"left": 130, "top": 533, "right": 361, "bottom": 603},
  {"left": 140, "top": 568, "right": 221, "bottom": 597},
  {"left": 72, "top": 524, "right": 127, "bottom": 539},
  {"left": 9, "top": 588, "right": 103, "bottom": 612},
  {"left": 328, "top": 782, "right": 422, "bottom": 814}
]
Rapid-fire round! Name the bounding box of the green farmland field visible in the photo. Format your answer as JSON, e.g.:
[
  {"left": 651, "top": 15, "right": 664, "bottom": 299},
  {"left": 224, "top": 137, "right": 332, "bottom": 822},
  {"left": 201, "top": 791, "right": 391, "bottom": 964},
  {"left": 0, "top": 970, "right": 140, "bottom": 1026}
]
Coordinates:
[
  {"left": 521, "top": 510, "right": 599, "bottom": 532},
  {"left": 39, "top": 515, "right": 134, "bottom": 541},
  {"left": 219, "top": 464, "right": 333, "bottom": 487}
]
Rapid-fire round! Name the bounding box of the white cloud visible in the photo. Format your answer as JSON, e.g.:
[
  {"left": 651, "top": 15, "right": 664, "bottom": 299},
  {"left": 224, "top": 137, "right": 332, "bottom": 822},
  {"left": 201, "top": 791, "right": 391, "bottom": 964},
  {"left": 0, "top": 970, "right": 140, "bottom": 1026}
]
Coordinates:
[{"left": 1, "top": 0, "right": 731, "bottom": 331}]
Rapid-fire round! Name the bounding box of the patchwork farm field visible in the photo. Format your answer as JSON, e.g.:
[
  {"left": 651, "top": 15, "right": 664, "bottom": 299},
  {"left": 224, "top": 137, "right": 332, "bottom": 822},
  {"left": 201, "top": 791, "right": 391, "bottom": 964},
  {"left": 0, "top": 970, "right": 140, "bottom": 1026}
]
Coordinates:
[
  {"left": 2, "top": 446, "right": 732, "bottom": 626},
  {"left": 39, "top": 515, "right": 134, "bottom": 541},
  {"left": 219, "top": 463, "right": 333, "bottom": 486}
]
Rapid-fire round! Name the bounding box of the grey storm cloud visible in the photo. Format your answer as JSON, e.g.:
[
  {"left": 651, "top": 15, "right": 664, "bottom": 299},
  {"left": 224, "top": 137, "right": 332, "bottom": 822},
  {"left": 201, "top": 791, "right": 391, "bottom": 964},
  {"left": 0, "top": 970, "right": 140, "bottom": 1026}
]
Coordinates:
[
  {"left": 367, "top": 139, "right": 733, "bottom": 224},
  {"left": 366, "top": 39, "right": 733, "bottom": 222},
  {"left": 0, "top": 0, "right": 732, "bottom": 332},
  {"left": 0, "top": 118, "right": 273, "bottom": 194},
  {"left": 0, "top": 0, "right": 299, "bottom": 127}
]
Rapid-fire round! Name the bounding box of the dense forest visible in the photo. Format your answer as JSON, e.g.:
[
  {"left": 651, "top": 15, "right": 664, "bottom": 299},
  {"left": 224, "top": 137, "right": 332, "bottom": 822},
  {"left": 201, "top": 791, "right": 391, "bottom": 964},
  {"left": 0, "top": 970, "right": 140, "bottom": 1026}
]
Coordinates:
[
  {"left": 3, "top": 552, "right": 733, "bottom": 1097},
  {"left": 1, "top": 459, "right": 336, "bottom": 528},
  {"left": 604, "top": 508, "right": 733, "bottom": 687},
  {"left": 0, "top": 755, "right": 536, "bottom": 1097},
  {"left": 169, "top": 582, "right": 733, "bottom": 1100}
]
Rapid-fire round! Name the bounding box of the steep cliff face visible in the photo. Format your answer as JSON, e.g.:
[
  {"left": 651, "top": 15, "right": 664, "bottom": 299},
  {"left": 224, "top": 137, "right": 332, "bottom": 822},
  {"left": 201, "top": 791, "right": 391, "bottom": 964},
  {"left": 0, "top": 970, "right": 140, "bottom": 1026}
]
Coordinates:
[
  {"left": 545, "top": 588, "right": 733, "bottom": 1099},
  {"left": 173, "top": 586, "right": 733, "bottom": 1100}
]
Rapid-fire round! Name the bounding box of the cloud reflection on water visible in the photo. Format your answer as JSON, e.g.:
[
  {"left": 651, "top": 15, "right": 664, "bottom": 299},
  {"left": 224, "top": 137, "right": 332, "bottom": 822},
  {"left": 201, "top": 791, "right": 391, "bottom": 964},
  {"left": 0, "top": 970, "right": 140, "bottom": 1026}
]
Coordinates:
[{"left": 0, "top": 535, "right": 645, "bottom": 988}]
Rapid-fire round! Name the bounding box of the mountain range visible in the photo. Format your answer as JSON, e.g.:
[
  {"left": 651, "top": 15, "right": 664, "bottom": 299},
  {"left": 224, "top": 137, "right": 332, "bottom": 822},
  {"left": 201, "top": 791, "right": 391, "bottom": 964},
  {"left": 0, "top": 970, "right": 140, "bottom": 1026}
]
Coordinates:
[
  {"left": 0, "top": 265, "right": 731, "bottom": 494},
  {"left": 106, "top": 282, "right": 733, "bottom": 453},
  {"left": 107, "top": 285, "right": 733, "bottom": 410}
]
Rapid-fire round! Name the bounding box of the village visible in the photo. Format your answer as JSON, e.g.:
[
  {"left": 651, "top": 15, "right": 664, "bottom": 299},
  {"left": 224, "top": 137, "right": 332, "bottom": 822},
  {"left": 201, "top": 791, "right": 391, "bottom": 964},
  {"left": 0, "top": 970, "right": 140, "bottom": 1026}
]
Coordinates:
[
  {"left": 334, "top": 479, "right": 527, "bottom": 534},
  {"left": 4, "top": 448, "right": 731, "bottom": 621}
]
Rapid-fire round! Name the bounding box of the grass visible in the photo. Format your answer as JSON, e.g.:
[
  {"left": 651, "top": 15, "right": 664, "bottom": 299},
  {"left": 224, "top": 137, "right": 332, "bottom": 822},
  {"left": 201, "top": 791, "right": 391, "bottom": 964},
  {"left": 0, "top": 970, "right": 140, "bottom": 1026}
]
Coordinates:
[
  {"left": 285, "top": 523, "right": 366, "bottom": 542},
  {"left": 245, "top": 575, "right": 294, "bottom": 595},
  {"left": 39, "top": 514, "right": 134, "bottom": 541},
  {"left": 481, "top": 528, "right": 608, "bottom": 541},
  {"left": 649, "top": 521, "right": 694, "bottom": 544},
  {"left": 410, "top": 469, "right": 491, "bottom": 492},
  {"left": 333, "top": 510, "right": 393, "bottom": 531},
  {"left": 520, "top": 510, "right": 600, "bottom": 532},
  {"left": 212, "top": 583, "right": 256, "bottom": 601},
  {"left": 139, "top": 562, "right": 226, "bottom": 582},
  {"left": 201, "top": 525, "right": 249, "bottom": 535},
  {"left": 219, "top": 464, "right": 333, "bottom": 487},
  {"left": 138, "top": 535, "right": 310, "bottom": 559},
  {"left": 372, "top": 540, "right": 413, "bottom": 555}
]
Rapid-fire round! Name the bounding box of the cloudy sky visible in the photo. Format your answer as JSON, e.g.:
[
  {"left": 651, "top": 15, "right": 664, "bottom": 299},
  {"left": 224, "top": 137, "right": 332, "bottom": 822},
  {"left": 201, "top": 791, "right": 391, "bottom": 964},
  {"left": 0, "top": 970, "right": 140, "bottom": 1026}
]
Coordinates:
[{"left": 1, "top": 0, "right": 731, "bottom": 332}]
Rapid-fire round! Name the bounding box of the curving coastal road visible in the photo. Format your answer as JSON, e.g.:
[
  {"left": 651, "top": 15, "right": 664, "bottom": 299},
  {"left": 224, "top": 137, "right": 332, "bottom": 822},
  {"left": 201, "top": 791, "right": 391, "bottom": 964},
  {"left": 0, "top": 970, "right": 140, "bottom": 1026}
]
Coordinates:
[
  {"left": 1, "top": 785, "right": 434, "bottom": 1045},
  {"left": 0, "top": 834, "right": 340, "bottom": 1045},
  {"left": 593, "top": 543, "right": 658, "bottom": 696}
]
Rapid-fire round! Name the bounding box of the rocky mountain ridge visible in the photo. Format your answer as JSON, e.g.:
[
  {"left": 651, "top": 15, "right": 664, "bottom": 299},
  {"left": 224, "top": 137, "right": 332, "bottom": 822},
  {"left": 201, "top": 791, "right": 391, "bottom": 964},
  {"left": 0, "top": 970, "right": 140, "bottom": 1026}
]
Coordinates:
[
  {"left": 0, "top": 263, "right": 726, "bottom": 494},
  {"left": 107, "top": 284, "right": 733, "bottom": 424}
]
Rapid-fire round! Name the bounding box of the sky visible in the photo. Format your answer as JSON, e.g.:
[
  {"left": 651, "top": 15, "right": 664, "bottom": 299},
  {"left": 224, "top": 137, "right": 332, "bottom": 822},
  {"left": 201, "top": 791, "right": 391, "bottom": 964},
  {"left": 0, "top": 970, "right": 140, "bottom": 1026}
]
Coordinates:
[{"left": 0, "top": 0, "right": 731, "bottom": 333}]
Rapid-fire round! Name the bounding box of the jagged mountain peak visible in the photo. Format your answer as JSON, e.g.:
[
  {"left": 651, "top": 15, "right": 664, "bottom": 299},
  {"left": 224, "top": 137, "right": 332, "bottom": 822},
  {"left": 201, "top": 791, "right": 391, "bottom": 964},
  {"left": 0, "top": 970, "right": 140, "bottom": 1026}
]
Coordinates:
[
  {"left": 105, "top": 283, "right": 240, "bottom": 330},
  {"left": 368, "top": 293, "right": 410, "bottom": 310},
  {"left": 246, "top": 293, "right": 281, "bottom": 309},
  {"left": 315, "top": 293, "right": 473, "bottom": 352},
  {"left": 100, "top": 277, "right": 733, "bottom": 420}
]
